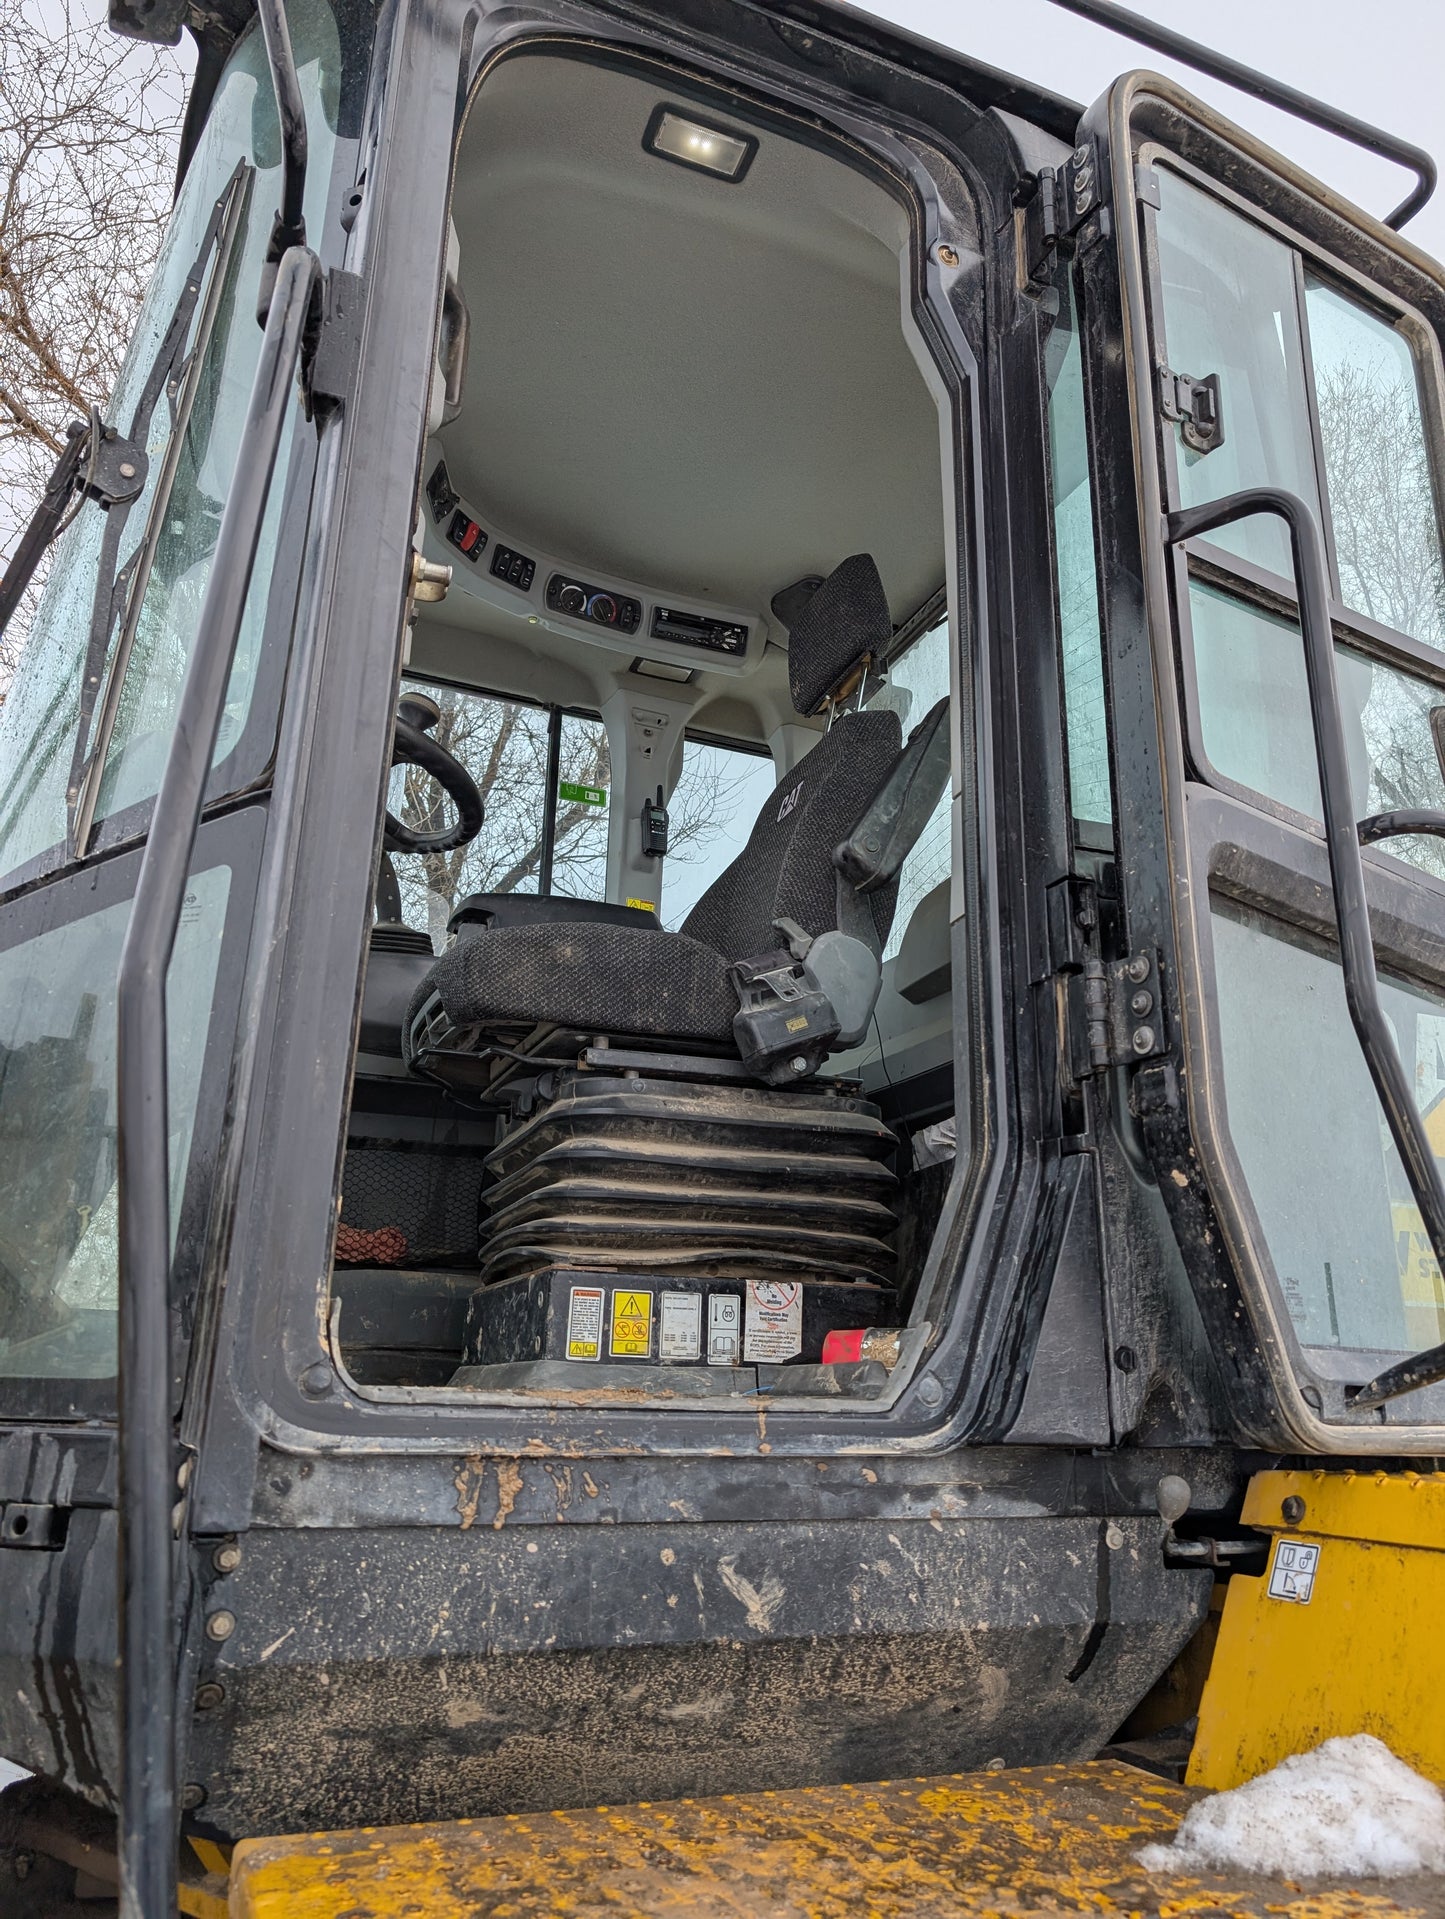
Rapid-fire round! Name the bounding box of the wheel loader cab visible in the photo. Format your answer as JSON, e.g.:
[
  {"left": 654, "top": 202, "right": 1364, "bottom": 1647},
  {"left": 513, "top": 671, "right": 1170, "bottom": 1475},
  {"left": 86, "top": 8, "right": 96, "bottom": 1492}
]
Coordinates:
[{"left": 336, "top": 49, "right": 962, "bottom": 1400}]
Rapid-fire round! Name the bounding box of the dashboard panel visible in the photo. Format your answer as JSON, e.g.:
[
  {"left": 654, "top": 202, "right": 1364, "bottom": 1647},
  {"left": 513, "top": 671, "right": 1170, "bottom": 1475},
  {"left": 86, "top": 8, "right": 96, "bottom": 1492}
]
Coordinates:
[{"left": 420, "top": 452, "right": 766, "bottom": 677}]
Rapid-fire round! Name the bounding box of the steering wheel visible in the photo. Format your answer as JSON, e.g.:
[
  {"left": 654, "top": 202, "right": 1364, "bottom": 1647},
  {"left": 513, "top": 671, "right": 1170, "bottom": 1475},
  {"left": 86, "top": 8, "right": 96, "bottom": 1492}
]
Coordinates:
[{"left": 383, "top": 692, "right": 485, "bottom": 854}]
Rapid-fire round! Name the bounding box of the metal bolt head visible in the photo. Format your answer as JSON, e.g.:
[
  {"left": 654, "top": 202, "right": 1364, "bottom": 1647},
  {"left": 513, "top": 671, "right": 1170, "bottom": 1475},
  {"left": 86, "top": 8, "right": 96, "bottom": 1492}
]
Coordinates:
[
  {"left": 789, "top": 1055, "right": 809, "bottom": 1074},
  {"left": 1156, "top": 1473, "right": 1192, "bottom": 1526},
  {"left": 1125, "top": 954, "right": 1151, "bottom": 984},
  {"left": 205, "top": 1609, "right": 236, "bottom": 1642},
  {"left": 212, "top": 1540, "right": 241, "bottom": 1574},
  {"left": 986, "top": 1755, "right": 1006, "bottom": 1772},
  {"left": 917, "top": 1373, "right": 943, "bottom": 1407},
  {"left": 1130, "top": 989, "right": 1154, "bottom": 1017},
  {"left": 118, "top": 461, "right": 136, "bottom": 479},
  {"left": 194, "top": 1682, "right": 225, "bottom": 1712},
  {"left": 934, "top": 242, "right": 960, "bottom": 268},
  {"left": 1114, "top": 1343, "right": 1137, "bottom": 1373},
  {"left": 299, "top": 1361, "right": 333, "bottom": 1397},
  {"left": 179, "top": 1782, "right": 207, "bottom": 1811},
  {"left": 1131, "top": 1024, "right": 1156, "bottom": 1055},
  {"left": 1281, "top": 1494, "right": 1306, "bottom": 1525},
  {"left": 1104, "top": 1521, "right": 1126, "bottom": 1550}
]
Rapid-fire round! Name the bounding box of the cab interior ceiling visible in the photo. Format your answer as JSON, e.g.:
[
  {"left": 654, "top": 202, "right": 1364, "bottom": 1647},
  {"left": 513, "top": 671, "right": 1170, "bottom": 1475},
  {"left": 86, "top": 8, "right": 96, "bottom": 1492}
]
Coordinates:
[{"left": 412, "top": 49, "right": 947, "bottom": 730}]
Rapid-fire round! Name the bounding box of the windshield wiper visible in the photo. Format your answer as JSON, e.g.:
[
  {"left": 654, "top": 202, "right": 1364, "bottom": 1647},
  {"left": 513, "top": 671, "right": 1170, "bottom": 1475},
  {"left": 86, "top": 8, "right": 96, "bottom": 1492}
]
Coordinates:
[{"left": 0, "top": 409, "right": 147, "bottom": 637}]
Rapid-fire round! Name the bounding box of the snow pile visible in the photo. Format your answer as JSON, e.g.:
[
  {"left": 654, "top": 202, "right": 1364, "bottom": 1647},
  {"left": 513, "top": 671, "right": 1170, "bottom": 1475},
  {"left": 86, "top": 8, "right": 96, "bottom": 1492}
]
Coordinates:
[{"left": 1139, "top": 1736, "right": 1445, "bottom": 1879}]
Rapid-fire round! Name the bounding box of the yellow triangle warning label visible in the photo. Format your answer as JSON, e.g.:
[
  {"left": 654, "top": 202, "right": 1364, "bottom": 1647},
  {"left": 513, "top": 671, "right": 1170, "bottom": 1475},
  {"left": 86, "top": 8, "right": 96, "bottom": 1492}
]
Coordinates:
[{"left": 609, "top": 1289, "right": 653, "bottom": 1358}]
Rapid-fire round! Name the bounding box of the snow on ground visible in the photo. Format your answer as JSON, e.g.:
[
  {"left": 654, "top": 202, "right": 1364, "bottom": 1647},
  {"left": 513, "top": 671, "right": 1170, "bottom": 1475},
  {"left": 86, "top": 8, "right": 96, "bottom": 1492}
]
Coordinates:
[{"left": 1139, "top": 1735, "right": 1445, "bottom": 1879}]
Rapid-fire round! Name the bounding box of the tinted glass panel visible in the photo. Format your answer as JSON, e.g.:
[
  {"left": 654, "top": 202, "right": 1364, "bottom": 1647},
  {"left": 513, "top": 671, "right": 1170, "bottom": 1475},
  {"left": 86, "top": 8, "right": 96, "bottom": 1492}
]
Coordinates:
[
  {"left": 388, "top": 682, "right": 552, "bottom": 943},
  {"left": 0, "top": 866, "right": 230, "bottom": 1386},
  {"left": 1189, "top": 581, "right": 1445, "bottom": 879},
  {"left": 0, "top": 0, "right": 340, "bottom": 881},
  {"left": 1306, "top": 277, "right": 1445, "bottom": 651},
  {"left": 551, "top": 712, "right": 610, "bottom": 902},
  {"left": 662, "top": 739, "right": 777, "bottom": 931},
  {"left": 1211, "top": 899, "right": 1445, "bottom": 1359},
  {"left": 1154, "top": 171, "right": 1321, "bottom": 579},
  {"left": 865, "top": 617, "right": 952, "bottom": 963},
  {"left": 1048, "top": 277, "right": 1111, "bottom": 826}
]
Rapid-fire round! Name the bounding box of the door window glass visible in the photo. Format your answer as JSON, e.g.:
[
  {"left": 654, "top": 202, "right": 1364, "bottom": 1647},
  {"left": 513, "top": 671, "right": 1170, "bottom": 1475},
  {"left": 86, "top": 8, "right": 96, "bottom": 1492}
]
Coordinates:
[
  {"left": 0, "top": 865, "right": 231, "bottom": 1392},
  {"left": 1047, "top": 276, "right": 1111, "bottom": 827},
  {"left": 1190, "top": 582, "right": 1445, "bottom": 880},
  {"left": 1211, "top": 898, "right": 1445, "bottom": 1360},
  {"left": 662, "top": 738, "right": 777, "bottom": 931},
  {"left": 1306, "top": 277, "right": 1445, "bottom": 651},
  {"left": 1154, "top": 170, "right": 1321, "bottom": 579},
  {"left": 0, "top": 0, "right": 341, "bottom": 884}
]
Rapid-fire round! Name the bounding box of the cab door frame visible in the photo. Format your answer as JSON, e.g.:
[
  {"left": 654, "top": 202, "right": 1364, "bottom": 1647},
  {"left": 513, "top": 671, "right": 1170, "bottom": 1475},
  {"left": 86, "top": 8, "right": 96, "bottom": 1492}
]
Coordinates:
[{"left": 1076, "top": 70, "right": 1445, "bottom": 1451}]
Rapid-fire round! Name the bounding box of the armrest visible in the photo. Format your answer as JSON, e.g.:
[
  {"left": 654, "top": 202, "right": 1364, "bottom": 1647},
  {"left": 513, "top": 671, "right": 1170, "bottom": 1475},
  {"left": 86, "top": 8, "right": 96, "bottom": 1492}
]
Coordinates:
[{"left": 833, "top": 696, "right": 950, "bottom": 895}]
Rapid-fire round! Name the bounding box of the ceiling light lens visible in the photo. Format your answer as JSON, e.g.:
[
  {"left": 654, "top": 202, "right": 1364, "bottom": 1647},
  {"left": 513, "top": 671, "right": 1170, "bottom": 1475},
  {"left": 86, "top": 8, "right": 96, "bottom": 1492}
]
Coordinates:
[{"left": 647, "top": 110, "right": 754, "bottom": 181}]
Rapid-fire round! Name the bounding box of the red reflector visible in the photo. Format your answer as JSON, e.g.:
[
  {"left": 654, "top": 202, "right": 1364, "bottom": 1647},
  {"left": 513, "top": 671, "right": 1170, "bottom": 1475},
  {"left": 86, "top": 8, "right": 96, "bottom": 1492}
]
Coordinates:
[{"left": 821, "top": 1328, "right": 866, "bottom": 1365}]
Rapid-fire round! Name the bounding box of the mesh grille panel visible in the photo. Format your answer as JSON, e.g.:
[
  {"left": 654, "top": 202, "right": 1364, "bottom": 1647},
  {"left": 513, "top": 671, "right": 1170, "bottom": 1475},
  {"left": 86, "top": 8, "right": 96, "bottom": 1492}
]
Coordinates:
[{"left": 339, "top": 1139, "right": 483, "bottom": 1268}]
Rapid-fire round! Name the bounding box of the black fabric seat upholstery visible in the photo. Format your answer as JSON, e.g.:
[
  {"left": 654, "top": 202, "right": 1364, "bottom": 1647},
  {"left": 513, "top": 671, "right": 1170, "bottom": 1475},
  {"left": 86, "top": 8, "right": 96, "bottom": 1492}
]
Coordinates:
[{"left": 405, "top": 553, "right": 908, "bottom": 1062}]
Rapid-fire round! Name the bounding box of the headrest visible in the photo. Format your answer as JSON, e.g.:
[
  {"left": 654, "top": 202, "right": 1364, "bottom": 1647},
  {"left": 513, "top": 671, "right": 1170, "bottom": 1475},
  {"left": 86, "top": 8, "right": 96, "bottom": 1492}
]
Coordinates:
[{"left": 786, "top": 554, "right": 892, "bottom": 717}]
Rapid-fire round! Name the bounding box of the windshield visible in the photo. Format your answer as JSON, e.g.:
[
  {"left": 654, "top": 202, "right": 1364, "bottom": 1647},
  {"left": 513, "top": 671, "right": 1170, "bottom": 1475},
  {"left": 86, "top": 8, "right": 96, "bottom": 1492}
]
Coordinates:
[{"left": 0, "top": 0, "right": 341, "bottom": 889}]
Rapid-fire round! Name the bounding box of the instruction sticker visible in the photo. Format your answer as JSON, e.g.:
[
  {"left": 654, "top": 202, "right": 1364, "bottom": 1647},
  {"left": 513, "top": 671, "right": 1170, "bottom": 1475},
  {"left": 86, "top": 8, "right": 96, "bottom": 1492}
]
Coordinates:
[
  {"left": 659, "top": 1292, "right": 701, "bottom": 1361},
  {"left": 558, "top": 781, "right": 606, "bottom": 807},
  {"left": 565, "top": 1285, "right": 604, "bottom": 1361},
  {"left": 1267, "top": 1538, "right": 1320, "bottom": 1604},
  {"left": 708, "top": 1293, "right": 741, "bottom": 1366},
  {"left": 610, "top": 1289, "right": 653, "bottom": 1358},
  {"left": 626, "top": 897, "right": 655, "bottom": 913},
  {"left": 744, "top": 1281, "right": 803, "bottom": 1363}
]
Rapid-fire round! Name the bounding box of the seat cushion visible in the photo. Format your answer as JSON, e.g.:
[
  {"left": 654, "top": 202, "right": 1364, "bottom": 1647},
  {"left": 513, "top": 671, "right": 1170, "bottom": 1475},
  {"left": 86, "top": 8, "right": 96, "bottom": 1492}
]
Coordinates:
[{"left": 408, "top": 921, "right": 738, "bottom": 1048}]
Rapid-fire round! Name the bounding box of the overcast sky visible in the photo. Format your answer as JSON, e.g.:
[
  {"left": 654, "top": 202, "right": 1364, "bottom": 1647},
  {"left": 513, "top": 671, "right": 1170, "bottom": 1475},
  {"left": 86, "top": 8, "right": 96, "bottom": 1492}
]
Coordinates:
[{"left": 868, "top": 0, "right": 1445, "bottom": 260}]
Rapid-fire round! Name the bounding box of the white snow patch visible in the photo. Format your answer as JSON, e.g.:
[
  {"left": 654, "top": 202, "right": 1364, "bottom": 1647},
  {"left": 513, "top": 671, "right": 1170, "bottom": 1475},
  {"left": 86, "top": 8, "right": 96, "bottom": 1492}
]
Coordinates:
[
  {"left": 0, "top": 1757, "right": 30, "bottom": 1790},
  {"left": 1139, "top": 1736, "right": 1445, "bottom": 1879}
]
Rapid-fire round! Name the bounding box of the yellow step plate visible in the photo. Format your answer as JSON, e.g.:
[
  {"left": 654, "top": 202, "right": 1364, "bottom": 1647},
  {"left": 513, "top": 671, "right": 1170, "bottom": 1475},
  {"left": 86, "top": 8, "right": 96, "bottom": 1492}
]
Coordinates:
[{"left": 229, "top": 1759, "right": 1445, "bottom": 1918}]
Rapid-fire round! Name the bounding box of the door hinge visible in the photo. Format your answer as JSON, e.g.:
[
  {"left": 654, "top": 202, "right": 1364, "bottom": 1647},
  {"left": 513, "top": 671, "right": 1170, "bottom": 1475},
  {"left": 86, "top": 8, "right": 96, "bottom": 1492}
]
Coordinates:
[
  {"left": 1060, "top": 950, "right": 1168, "bottom": 1088},
  {"left": 1018, "top": 142, "right": 1106, "bottom": 291},
  {"left": 1159, "top": 366, "right": 1225, "bottom": 455},
  {"left": 301, "top": 267, "right": 364, "bottom": 419}
]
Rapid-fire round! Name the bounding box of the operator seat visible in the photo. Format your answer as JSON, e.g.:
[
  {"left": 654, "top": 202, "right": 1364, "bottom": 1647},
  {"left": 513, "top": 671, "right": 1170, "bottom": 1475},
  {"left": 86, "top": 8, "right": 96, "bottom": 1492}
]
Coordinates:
[{"left": 405, "top": 554, "right": 949, "bottom": 1086}]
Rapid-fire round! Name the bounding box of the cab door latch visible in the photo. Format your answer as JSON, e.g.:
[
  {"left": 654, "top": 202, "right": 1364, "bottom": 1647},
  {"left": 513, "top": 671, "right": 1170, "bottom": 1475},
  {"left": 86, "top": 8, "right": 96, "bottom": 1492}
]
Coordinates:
[{"left": 1159, "top": 367, "right": 1225, "bottom": 455}]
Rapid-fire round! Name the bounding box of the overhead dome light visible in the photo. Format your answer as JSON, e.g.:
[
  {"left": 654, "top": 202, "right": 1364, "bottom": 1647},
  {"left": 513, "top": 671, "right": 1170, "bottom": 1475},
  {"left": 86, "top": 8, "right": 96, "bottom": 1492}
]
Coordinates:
[{"left": 644, "top": 105, "right": 756, "bottom": 182}]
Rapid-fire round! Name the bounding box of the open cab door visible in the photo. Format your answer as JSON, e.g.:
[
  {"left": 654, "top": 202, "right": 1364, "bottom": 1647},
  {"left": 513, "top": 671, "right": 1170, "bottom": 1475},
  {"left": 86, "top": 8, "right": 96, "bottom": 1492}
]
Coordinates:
[{"left": 1076, "top": 72, "right": 1445, "bottom": 1449}]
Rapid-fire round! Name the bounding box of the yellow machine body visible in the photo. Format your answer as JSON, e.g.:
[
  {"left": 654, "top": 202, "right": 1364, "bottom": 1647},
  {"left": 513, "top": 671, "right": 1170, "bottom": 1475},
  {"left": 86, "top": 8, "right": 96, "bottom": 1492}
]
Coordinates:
[{"left": 1190, "top": 1468, "right": 1445, "bottom": 1790}]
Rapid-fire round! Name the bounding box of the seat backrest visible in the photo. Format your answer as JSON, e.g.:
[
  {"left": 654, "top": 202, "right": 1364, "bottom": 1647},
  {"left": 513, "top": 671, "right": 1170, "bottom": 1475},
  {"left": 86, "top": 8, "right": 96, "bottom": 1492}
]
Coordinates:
[{"left": 680, "top": 710, "right": 902, "bottom": 961}]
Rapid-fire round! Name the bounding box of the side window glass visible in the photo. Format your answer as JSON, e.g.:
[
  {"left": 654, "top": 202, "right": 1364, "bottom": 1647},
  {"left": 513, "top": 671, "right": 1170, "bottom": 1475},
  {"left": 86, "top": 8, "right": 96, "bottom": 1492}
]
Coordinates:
[
  {"left": 662, "top": 738, "right": 776, "bottom": 931},
  {"left": 387, "top": 680, "right": 610, "bottom": 944},
  {"left": 864, "top": 617, "right": 951, "bottom": 962},
  {"left": 1154, "top": 170, "right": 1320, "bottom": 579},
  {"left": 1047, "top": 274, "right": 1111, "bottom": 829},
  {"left": 1305, "top": 277, "right": 1445, "bottom": 650}
]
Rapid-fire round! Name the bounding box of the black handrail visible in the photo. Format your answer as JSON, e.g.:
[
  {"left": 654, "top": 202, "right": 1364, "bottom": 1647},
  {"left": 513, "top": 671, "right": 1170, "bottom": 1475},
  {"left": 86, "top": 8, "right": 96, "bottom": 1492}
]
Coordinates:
[
  {"left": 256, "top": 0, "right": 308, "bottom": 253},
  {"left": 114, "top": 244, "right": 317, "bottom": 1919},
  {"left": 1049, "top": 0, "right": 1437, "bottom": 230},
  {"left": 1166, "top": 490, "right": 1445, "bottom": 1413}
]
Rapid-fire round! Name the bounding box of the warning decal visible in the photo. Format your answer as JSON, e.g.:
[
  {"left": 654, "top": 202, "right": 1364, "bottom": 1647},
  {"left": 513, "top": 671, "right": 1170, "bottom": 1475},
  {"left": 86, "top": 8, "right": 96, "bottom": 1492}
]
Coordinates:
[
  {"left": 744, "top": 1280, "right": 803, "bottom": 1363},
  {"left": 565, "top": 1285, "right": 604, "bottom": 1361},
  {"left": 1267, "top": 1537, "right": 1320, "bottom": 1604},
  {"left": 610, "top": 1289, "right": 653, "bottom": 1358},
  {"left": 708, "top": 1294, "right": 741, "bottom": 1366},
  {"left": 659, "top": 1292, "right": 701, "bottom": 1361}
]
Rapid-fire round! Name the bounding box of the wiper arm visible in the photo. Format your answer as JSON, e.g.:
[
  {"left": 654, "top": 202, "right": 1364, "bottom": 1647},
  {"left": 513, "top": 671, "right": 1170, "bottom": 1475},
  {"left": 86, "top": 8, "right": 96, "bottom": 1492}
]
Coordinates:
[{"left": 0, "top": 409, "right": 147, "bottom": 637}]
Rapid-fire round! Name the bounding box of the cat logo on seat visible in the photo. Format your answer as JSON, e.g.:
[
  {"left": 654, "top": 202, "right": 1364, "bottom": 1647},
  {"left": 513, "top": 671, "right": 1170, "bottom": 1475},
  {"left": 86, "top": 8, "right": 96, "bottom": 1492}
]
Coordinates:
[{"left": 777, "top": 781, "right": 804, "bottom": 822}]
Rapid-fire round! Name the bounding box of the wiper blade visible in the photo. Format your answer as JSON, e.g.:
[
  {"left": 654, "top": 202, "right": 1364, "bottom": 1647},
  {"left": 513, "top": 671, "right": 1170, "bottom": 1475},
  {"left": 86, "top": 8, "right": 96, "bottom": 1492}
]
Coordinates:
[{"left": 64, "top": 157, "right": 253, "bottom": 856}]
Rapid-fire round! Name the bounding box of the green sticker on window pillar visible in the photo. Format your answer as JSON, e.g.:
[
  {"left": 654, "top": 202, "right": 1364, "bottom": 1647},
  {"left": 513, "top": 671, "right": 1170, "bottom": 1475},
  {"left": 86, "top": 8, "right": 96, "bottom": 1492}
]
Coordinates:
[{"left": 558, "top": 781, "right": 607, "bottom": 807}]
